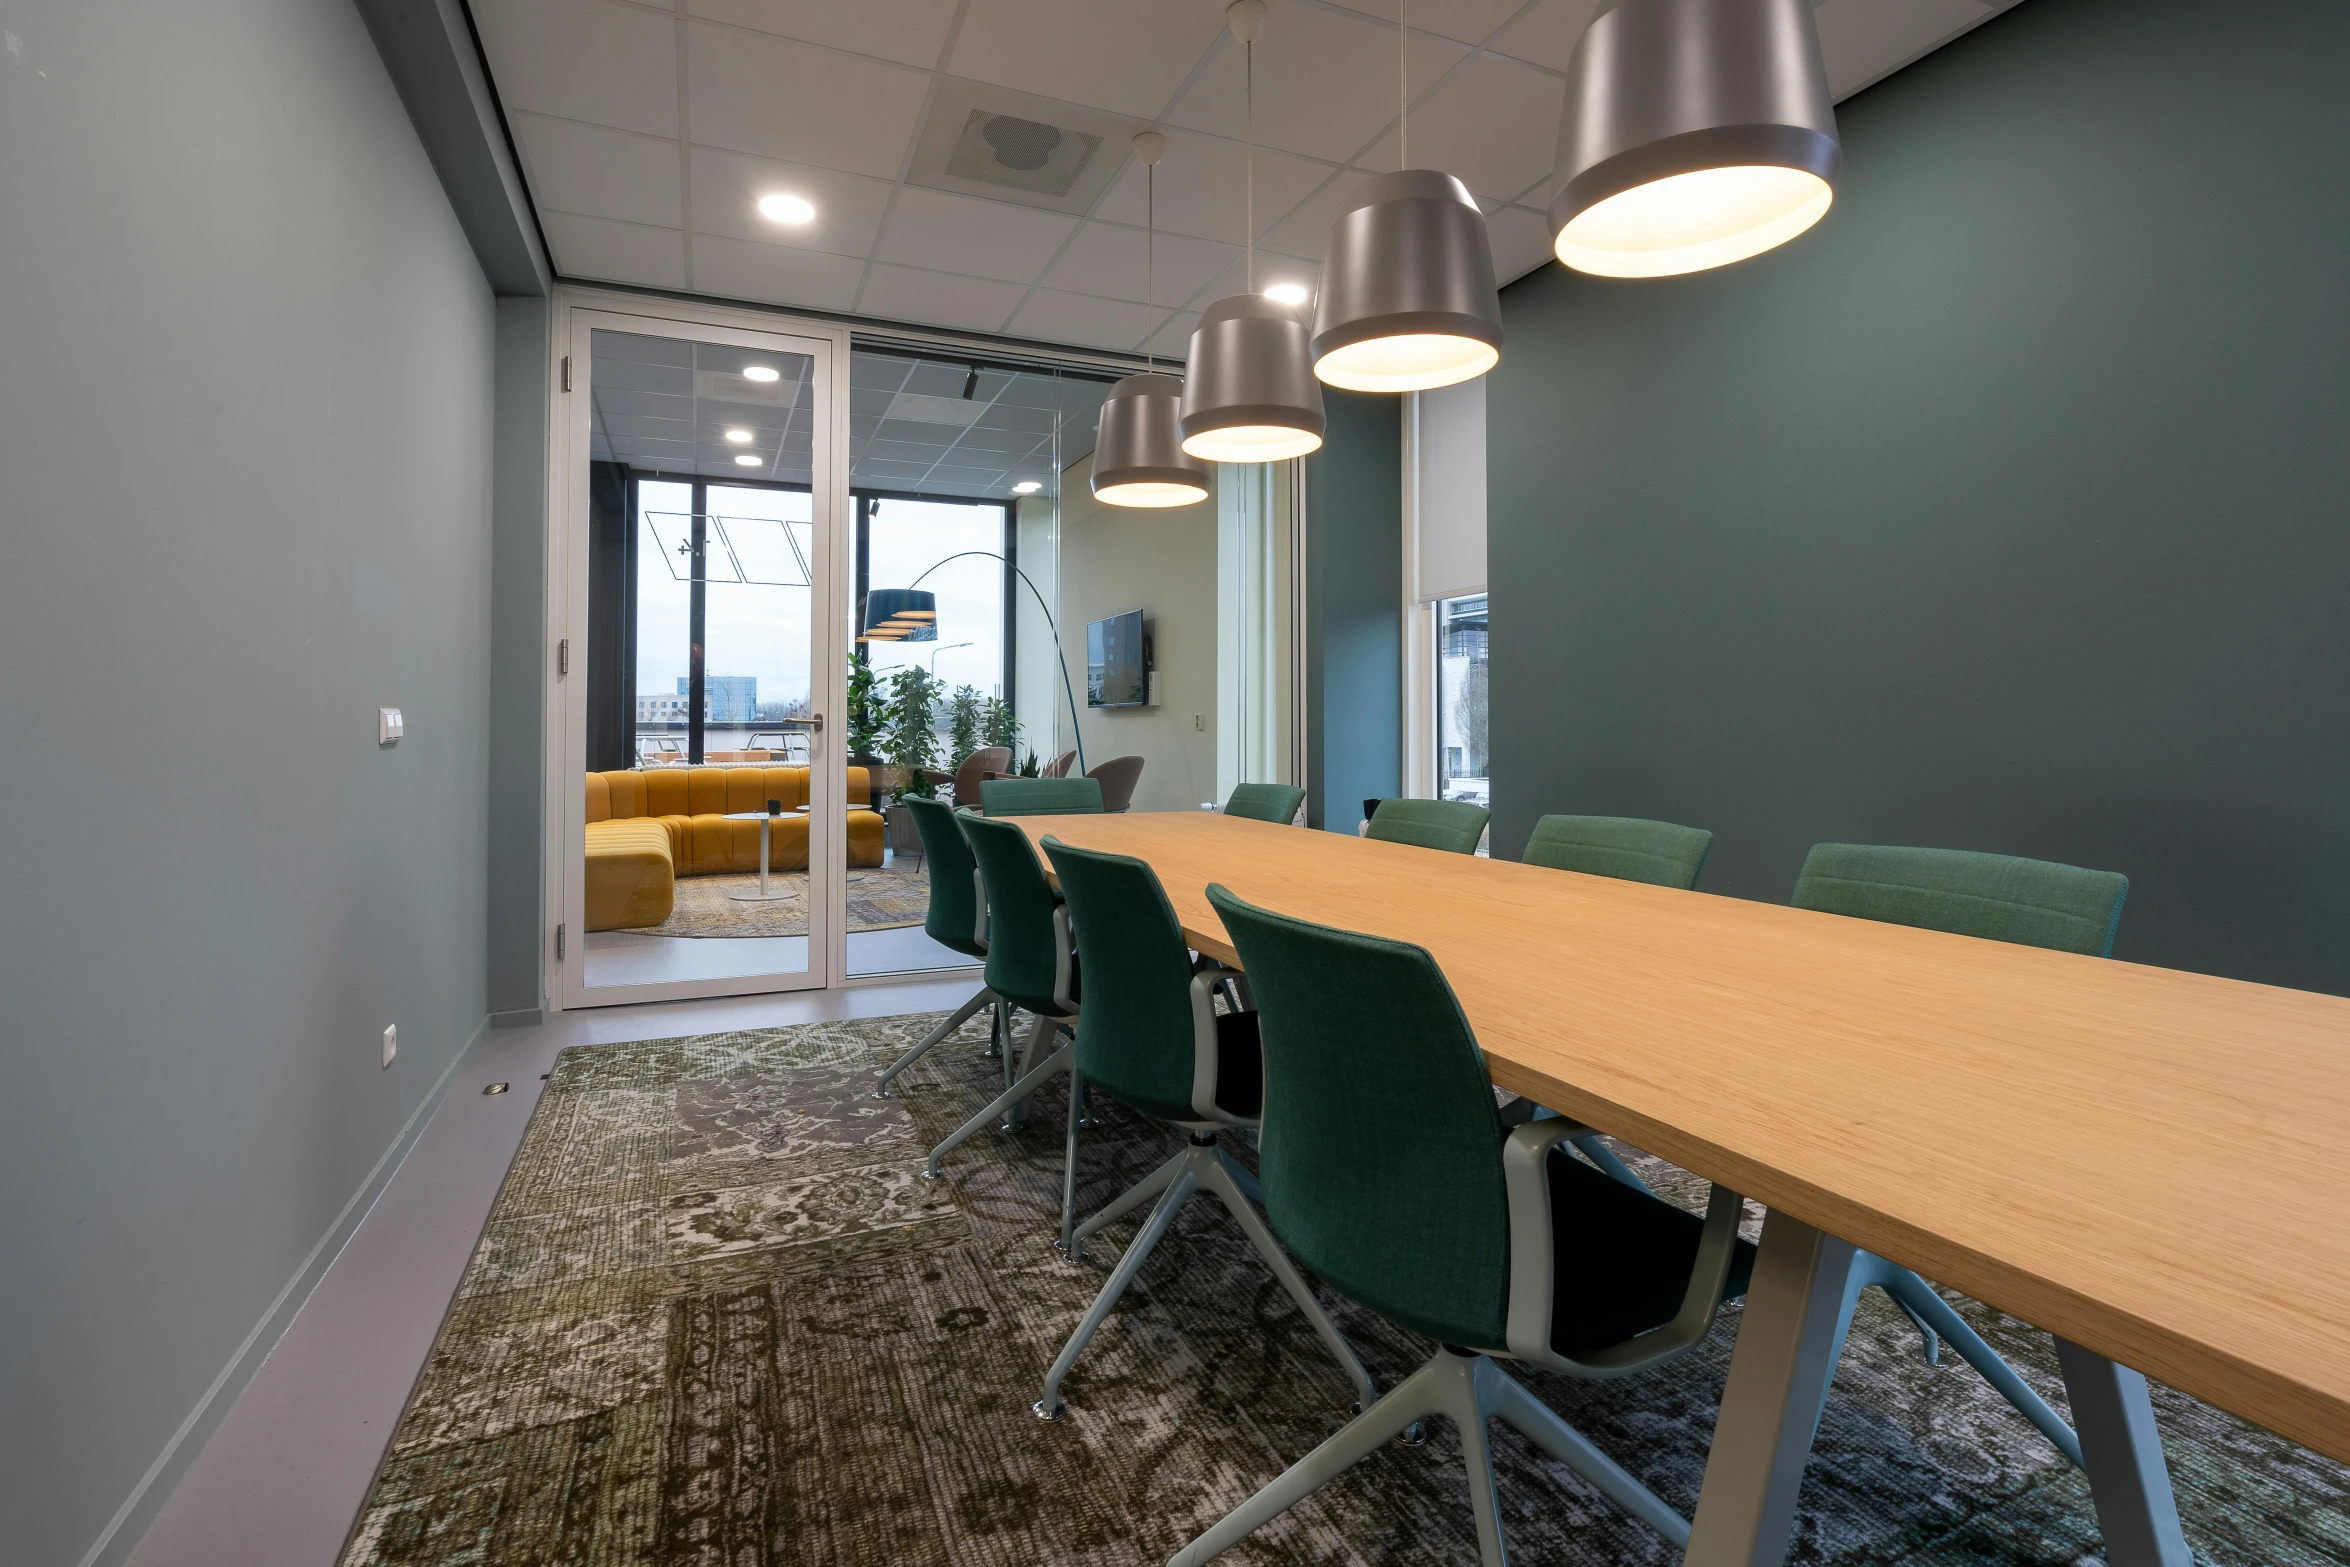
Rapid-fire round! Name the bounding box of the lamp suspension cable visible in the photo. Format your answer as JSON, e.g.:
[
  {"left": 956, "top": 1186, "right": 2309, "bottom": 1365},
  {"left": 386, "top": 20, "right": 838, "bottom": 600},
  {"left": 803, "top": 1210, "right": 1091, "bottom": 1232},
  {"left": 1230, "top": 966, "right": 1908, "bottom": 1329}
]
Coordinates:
[
  {"left": 1399, "top": 0, "right": 1407, "bottom": 168},
  {"left": 1245, "top": 36, "right": 1254, "bottom": 292},
  {"left": 1145, "top": 158, "right": 1156, "bottom": 369}
]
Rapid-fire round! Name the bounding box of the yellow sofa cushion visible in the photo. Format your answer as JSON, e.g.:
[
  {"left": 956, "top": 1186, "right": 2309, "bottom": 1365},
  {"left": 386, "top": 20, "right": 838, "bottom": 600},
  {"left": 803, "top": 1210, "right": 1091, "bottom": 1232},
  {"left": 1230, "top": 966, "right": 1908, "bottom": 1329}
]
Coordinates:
[
  {"left": 584, "top": 818, "right": 675, "bottom": 931},
  {"left": 584, "top": 765, "right": 890, "bottom": 901}
]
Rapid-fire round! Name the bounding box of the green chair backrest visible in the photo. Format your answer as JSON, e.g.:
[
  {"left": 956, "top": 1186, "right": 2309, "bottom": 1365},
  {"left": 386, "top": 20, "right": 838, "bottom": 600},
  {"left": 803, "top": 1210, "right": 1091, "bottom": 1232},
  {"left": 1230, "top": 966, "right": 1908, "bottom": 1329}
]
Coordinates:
[
  {"left": 1205, "top": 883, "right": 1509, "bottom": 1349},
  {"left": 1042, "top": 838, "right": 1197, "bottom": 1121},
  {"left": 1224, "top": 782, "right": 1306, "bottom": 824},
  {"left": 1366, "top": 797, "right": 1489, "bottom": 854},
  {"left": 981, "top": 776, "right": 1104, "bottom": 817},
  {"left": 959, "top": 813, "right": 1074, "bottom": 1015},
  {"left": 1793, "top": 843, "right": 2128, "bottom": 956},
  {"left": 905, "top": 798, "right": 985, "bottom": 959},
  {"left": 1523, "top": 814, "right": 1713, "bottom": 890}
]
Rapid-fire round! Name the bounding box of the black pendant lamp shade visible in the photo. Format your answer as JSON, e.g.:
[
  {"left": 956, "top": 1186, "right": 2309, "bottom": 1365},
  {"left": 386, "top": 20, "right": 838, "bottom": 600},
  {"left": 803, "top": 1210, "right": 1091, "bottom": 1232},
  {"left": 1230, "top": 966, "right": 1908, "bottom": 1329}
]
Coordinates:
[
  {"left": 1310, "top": 170, "right": 1504, "bottom": 393},
  {"left": 1181, "top": 295, "right": 1325, "bottom": 462},
  {"left": 1549, "top": 0, "right": 1839, "bottom": 278},
  {"left": 1091, "top": 373, "right": 1210, "bottom": 508},
  {"left": 860, "top": 586, "right": 937, "bottom": 641}
]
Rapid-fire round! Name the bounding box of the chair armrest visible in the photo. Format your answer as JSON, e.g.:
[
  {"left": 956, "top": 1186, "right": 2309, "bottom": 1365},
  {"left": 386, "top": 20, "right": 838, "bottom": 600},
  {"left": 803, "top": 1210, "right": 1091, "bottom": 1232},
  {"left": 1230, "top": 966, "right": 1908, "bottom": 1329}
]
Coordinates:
[
  {"left": 1502, "top": 1121, "right": 1745, "bottom": 1376},
  {"left": 1185, "top": 972, "right": 1232, "bottom": 1122},
  {"left": 1050, "top": 904, "right": 1079, "bottom": 1016},
  {"left": 970, "top": 868, "right": 990, "bottom": 951},
  {"left": 1503, "top": 1119, "right": 1593, "bottom": 1363}
]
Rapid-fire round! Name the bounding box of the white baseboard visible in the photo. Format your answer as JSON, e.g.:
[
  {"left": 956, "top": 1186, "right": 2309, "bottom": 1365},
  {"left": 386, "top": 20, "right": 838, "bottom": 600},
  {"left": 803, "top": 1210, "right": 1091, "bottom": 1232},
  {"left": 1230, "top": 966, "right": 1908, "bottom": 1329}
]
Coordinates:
[{"left": 75, "top": 1014, "right": 491, "bottom": 1567}]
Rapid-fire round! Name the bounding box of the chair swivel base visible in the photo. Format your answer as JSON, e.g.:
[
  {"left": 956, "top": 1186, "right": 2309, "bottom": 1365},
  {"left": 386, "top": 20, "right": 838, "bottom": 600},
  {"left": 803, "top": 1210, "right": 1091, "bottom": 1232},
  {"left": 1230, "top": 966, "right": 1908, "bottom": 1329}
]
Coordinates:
[
  {"left": 1034, "top": 1134, "right": 1376, "bottom": 1423},
  {"left": 1166, "top": 1347, "right": 1686, "bottom": 1567},
  {"left": 872, "top": 989, "right": 1001, "bottom": 1098}
]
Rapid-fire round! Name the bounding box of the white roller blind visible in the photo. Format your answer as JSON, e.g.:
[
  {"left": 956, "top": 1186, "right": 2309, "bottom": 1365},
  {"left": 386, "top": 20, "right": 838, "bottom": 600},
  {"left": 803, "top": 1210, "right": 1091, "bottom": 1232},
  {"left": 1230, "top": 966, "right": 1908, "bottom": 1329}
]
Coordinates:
[{"left": 1414, "top": 377, "right": 1487, "bottom": 603}]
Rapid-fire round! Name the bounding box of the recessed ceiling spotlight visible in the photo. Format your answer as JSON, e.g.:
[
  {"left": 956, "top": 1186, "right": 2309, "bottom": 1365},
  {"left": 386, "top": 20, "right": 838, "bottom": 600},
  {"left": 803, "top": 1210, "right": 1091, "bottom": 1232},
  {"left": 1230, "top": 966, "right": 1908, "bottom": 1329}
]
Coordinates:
[
  {"left": 1263, "top": 282, "right": 1310, "bottom": 307},
  {"left": 741, "top": 365, "right": 780, "bottom": 383},
  {"left": 723, "top": 427, "right": 753, "bottom": 444},
  {"left": 1012, "top": 480, "right": 1042, "bottom": 494},
  {"left": 734, "top": 453, "right": 761, "bottom": 466},
  {"left": 756, "top": 193, "right": 816, "bottom": 225}
]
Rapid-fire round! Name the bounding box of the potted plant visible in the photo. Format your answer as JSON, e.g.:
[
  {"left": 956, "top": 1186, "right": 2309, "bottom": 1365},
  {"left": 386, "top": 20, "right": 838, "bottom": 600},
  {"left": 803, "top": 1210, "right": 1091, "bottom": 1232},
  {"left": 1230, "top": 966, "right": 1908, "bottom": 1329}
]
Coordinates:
[{"left": 879, "top": 665, "right": 943, "bottom": 857}]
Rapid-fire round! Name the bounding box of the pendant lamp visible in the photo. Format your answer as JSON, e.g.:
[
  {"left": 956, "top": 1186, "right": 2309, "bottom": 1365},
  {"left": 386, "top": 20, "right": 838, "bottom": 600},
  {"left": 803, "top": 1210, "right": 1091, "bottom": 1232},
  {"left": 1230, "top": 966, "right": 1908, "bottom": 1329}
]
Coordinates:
[
  {"left": 1311, "top": 0, "right": 1502, "bottom": 394},
  {"left": 1549, "top": 0, "right": 1840, "bottom": 278},
  {"left": 1180, "top": 0, "right": 1324, "bottom": 463},
  {"left": 1094, "top": 133, "right": 1211, "bottom": 508}
]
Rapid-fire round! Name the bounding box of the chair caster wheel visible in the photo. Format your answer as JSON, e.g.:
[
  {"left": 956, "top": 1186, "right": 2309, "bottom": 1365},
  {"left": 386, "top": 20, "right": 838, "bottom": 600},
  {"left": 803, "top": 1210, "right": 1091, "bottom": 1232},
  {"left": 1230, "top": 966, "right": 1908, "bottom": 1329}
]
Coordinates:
[
  {"left": 918, "top": 1168, "right": 945, "bottom": 1181},
  {"left": 868, "top": 1088, "right": 896, "bottom": 1100},
  {"left": 1397, "top": 1421, "right": 1428, "bottom": 1448},
  {"left": 1033, "top": 1400, "right": 1064, "bottom": 1422}
]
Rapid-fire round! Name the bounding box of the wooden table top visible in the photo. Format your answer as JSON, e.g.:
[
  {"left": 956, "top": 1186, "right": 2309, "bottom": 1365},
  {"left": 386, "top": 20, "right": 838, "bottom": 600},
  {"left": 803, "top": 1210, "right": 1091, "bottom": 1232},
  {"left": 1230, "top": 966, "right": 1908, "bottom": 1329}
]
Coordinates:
[{"left": 1014, "top": 811, "right": 2350, "bottom": 1463}]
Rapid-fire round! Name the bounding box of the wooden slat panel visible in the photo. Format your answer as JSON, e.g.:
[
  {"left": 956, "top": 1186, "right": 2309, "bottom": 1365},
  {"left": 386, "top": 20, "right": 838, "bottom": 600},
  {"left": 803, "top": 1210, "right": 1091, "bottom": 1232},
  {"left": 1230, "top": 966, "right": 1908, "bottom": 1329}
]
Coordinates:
[{"left": 1016, "top": 811, "right": 2350, "bottom": 1464}]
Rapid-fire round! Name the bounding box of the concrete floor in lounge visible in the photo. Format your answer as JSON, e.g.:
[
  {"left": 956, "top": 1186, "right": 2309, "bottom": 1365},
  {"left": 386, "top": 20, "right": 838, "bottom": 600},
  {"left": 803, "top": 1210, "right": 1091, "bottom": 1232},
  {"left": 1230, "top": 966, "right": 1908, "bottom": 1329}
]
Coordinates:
[{"left": 125, "top": 974, "right": 979, "bottom": 1567}]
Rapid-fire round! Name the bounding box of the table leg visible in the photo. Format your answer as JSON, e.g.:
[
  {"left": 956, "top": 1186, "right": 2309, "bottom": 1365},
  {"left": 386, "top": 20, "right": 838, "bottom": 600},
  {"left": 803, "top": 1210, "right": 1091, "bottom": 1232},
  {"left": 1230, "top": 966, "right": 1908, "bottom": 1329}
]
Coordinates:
[
  {"left": 758, "top": 817, "right": 772, "bottom": 895},
  {"left": 2053, "top": 1339, "right": 2192, "bottom": 1567},
  {"left": 1685, "top": 1208, "right": 1860, "bottom": 1567}
]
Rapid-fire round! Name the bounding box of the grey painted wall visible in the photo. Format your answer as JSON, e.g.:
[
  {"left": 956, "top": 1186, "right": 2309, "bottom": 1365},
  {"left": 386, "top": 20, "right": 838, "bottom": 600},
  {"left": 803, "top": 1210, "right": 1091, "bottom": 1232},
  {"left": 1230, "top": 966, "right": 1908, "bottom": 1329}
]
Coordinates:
[
  {"left": 489, "top": 297, "right": 550, "bottom": 1022},
  {"left": 1305, "top": 391, "right": 1402, "bottom": 833},
  {"left": 1487, "top": 0, "right": 2350, "bottom": 996},
  {"left": 0, "top": 2, "right": 498, "bottom": 1562}
]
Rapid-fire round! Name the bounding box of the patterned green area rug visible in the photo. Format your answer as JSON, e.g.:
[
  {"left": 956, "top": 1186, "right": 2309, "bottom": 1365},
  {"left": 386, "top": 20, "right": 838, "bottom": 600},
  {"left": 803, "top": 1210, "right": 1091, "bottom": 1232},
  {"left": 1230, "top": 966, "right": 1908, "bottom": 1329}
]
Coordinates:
[{"left": 341, "top": 1014, "right": 2350, "bottom": 1566}]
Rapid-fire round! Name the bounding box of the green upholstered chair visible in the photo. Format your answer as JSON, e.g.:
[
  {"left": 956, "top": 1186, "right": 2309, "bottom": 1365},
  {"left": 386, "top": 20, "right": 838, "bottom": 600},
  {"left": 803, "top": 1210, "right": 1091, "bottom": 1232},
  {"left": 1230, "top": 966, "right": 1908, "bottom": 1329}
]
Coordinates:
[
  {"left": 1029, "top": 838, "right": 1375, "bottom": 1423},
  {"left": 1171, "top": 886, "right": 1756, "bottom": 1565},
  {"left": 922, "top": 813, "right": 1085, "bottom": 1233},
  {"left": 1781, "top": 842, "right": 2127, "bottom": 1473},
  {"left": 1521, "top": 813, "right": 1713, "bottom": 889},
  {"left": 981, "top": 775, "right": 1104, "bottom": 816},
  {"left": 1223, "top": 782, "right": 1306, "bottom": 824},
  {"left": 1366, "top": 796, "right": 1489, "bottom": 854},
  {"left": 1504, "top": 813, "right": 1716, "bottom": 1196},
  {"left": 872, "top": 797, "right": 1003, "bottom": 1098}
]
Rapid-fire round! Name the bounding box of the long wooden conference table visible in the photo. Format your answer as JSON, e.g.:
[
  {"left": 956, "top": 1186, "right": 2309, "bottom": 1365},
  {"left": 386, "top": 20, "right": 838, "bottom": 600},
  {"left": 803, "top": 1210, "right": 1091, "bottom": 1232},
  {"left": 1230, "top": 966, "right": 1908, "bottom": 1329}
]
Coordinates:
[{"left": 1012, "top": 811, "right": 2350, "bottom": 1567}]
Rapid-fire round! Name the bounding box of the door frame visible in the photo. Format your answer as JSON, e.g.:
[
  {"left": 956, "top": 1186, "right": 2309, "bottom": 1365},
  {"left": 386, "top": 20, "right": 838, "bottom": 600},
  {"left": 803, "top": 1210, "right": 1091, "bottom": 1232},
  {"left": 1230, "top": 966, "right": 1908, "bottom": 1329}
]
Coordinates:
[{"left": 545, "top": 287, "right": 853, "bottom": 1010}]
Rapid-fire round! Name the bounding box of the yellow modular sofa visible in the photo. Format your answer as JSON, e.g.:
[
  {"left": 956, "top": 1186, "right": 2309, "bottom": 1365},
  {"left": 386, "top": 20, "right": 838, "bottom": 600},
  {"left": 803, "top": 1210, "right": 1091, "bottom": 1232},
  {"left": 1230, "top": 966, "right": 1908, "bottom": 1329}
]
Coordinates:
[{"left": 585, "top": 766, "right": 887, "bottom": 931}]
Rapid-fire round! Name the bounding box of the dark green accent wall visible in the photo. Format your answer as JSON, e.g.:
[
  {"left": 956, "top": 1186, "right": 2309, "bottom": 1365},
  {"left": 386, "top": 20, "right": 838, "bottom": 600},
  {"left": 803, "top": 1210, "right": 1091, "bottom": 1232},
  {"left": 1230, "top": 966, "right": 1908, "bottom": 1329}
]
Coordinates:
[
  {"left": 1305, "top": 390, "right": 1402, "bottom": 832},
  {"left": 1487, "top": 0, "right": 2350, "bottom": 995}
]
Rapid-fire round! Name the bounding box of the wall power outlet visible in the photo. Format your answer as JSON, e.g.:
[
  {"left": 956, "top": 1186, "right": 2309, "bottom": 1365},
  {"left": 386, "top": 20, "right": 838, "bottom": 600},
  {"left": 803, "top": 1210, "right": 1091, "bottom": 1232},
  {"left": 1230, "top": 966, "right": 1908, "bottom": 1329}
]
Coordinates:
[{"left": 382, "top": 1025, "right": 398, "bottom": 1069}]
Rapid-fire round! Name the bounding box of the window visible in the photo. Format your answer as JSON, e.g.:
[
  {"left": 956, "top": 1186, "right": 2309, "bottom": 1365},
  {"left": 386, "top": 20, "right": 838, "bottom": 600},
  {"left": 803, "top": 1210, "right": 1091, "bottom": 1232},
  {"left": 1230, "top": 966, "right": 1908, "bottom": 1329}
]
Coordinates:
[{"left": 1435, "top": 593, "right": 1488, "bottom": 807}]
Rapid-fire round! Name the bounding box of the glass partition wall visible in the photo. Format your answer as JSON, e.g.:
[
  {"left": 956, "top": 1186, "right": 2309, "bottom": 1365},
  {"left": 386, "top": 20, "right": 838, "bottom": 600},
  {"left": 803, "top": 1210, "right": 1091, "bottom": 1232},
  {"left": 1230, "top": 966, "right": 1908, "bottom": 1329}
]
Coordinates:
[{"left": 558, "top": 298, "right": 1300, "bottom": 1007}]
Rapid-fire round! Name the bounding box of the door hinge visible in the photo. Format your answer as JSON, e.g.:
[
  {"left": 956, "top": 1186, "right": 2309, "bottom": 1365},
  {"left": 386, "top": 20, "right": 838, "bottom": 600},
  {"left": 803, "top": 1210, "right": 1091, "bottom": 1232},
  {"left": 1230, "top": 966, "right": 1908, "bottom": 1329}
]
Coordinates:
[
  {"left": 560, "top": 355, "right": 572, "bottom": 392},
  {"left": 555, "top": 923, "right": 566, "bottom": 961},
  {"left": 557, "top": 637, "right": 570, "bottom": 676}
]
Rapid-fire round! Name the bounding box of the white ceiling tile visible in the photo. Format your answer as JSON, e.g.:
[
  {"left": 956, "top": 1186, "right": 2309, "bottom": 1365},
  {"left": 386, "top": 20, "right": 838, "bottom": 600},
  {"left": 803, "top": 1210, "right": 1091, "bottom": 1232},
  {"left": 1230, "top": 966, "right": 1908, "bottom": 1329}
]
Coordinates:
[
  {"left": 1092, "top": 132, "right": 1333, "bottom": 247},
  {"left": 1144, "top": 309, "right": 1203, "bottom": 361},
  {"left": 691, "top": 235, "right": 867, "bottom": 310},
  {"left": 946, "top": 0, "right": 1228, "bottom": 119},
  {"left": 684, "top": 0, "right": 960, "bottom": 69},
  {"left": 1325, "top": 0, "right": 1534, "bottom": 45},
  {"left": 856, "top": 265, "right": 1029, "bottom": 332},
  {"left": 1486, "top": 205, "right": 1554, "bottom": 287},
  {"left": 875, "top": 186, "right": 1079, "bottom": 283},
  {"left": 1005, "top": 288, "right": 1153, "bottom": 352},
  {"left": 1382, "top": 54, "right": 1563, "bottom": 201},
  {"left": 1258, "top": 170, "right": 1369, "bottom": 260},
  {"left": 1490, "top": 0, "right": 1605, "bottom": 71},
  {"left": 1816, "top": 0, "right": 1994, "bottom": 99},
  {"left": 1041, "top": 223, "right": 1236, "bottom": 306},
  {"left": 470, "top": 0, "right": 679, "bottom": 138},
  {"left": 542, "top": 212, "right": 689, "bottom": 289},
  {"left": 512, "top": 115, "right": 681, "bottom": 231},
  {"left": 1168, "top": 18, "right": 1468, "bottom": 166},
  {"left": 688, "top": 147, "right": 895, "bottom": 251},
  {"left": 685, "top": 22, "right": 931, "bottom": 177}
]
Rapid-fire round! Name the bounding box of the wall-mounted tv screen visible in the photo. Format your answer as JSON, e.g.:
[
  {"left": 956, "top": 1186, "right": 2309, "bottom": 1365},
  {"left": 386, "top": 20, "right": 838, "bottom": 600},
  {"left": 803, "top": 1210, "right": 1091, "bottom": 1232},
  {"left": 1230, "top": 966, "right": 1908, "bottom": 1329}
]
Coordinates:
[{"left": 1087, "top": 609, "right": 1146, "bottom": 707}]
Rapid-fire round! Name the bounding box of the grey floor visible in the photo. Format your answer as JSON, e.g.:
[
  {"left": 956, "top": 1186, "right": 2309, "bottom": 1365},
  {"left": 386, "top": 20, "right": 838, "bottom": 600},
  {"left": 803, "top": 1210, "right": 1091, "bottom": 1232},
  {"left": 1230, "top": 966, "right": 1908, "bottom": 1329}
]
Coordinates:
[{"left": 124, "top": 975, "right": 980, "bottom": 1567}]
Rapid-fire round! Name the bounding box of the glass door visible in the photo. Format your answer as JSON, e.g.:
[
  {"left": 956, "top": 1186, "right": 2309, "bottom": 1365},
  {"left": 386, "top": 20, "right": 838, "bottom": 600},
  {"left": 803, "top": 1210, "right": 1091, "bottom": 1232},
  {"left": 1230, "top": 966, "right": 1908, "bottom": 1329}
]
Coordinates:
[{"left": 560, "top": 311, "right": 843, "bottom": 1007}]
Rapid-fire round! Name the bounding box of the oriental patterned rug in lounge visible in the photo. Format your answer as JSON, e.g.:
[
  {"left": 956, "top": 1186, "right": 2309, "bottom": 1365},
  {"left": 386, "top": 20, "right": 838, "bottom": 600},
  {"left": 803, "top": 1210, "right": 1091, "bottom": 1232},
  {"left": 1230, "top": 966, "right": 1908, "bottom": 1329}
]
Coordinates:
[{"left": 340, "top": 1014, "right": 2350, "bottom": 1566}]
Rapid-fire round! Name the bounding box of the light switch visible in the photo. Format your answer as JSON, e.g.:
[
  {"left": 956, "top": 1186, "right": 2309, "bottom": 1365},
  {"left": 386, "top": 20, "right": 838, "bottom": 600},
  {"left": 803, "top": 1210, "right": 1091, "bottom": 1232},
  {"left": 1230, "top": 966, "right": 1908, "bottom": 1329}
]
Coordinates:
[{"left": 378, "top": 707, "right": 404, "bottom": 746}]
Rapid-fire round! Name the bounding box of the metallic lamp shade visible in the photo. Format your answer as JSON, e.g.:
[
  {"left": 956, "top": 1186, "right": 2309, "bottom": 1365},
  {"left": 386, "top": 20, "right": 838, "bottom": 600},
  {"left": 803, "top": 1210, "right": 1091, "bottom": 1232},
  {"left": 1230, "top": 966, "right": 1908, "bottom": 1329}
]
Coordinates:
[
  {"left": 1179, "top": 295, "right": 1325, "bottom": 463},
  {"left": 860, "top": 586, "right": 937, "bottom": 642},
  {"left": 1310, "top": 169, "right": 1503, "bottom": 394},
  {"left": 1549, "top": 0, "right": 1840, "bottom": 279},
  {"left": 1091, "top": 372, "right": 1210, "bottom": 507}
]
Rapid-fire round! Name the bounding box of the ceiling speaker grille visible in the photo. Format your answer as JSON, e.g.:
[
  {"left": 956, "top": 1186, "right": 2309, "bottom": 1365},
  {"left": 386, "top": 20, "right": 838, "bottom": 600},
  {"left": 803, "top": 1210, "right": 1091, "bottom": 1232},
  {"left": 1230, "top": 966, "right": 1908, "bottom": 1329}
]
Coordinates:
[{"left": 908, "top": 78, "right": 1146, "bottom": 216}]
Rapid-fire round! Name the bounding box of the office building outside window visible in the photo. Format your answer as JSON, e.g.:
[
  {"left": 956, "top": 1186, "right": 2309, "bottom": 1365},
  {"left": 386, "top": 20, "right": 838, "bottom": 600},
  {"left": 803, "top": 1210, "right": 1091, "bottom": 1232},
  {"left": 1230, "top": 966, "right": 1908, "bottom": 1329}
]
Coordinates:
[{"left": 1437, "top": 594, "right": 1488, "bottom": 806}]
